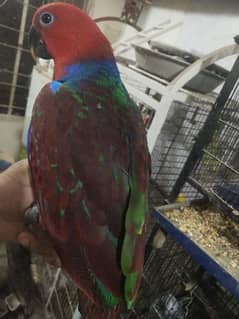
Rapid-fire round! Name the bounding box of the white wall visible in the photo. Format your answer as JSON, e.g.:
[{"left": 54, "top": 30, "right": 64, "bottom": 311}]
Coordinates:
[
  {"left": 139, "top": 0, "right": 191, "bottom": 44},
  {"left": 181, "top": 0, "right": 239, "bottom": 54},
  {"left": 0, "top": 115, "right": 24, "bottom": 159},
  {"left": 88, "top": 0, "right": 125, "bottom": 18},
  {"left": 89, "top": 0, "right": 239, "bottom": 69},
  {"left": 22, "top": 64, "right": 53, "bottom": 146},
  {"left": 139, "top": 0, "right": 239, "bottom": 69}
]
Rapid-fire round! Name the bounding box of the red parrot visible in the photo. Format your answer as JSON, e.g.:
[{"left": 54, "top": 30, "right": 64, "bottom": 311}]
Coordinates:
[{"left": 28, "top": 3, "right": 150, "bottom": 318}]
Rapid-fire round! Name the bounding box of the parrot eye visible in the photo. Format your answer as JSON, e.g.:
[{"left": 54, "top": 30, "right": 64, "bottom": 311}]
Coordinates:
[{"left": 39, "top": 12, "right": 54, "bottom": 26}]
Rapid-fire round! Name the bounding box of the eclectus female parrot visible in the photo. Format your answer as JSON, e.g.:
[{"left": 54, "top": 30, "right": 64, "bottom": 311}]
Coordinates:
[{"left": 28, "top": 3, "right": 150, "bottom": 318}]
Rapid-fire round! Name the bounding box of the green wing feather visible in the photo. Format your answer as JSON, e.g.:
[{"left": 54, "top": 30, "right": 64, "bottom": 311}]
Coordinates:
[{"left": 121, "top": 174, "right": 149, "bottom": 309}]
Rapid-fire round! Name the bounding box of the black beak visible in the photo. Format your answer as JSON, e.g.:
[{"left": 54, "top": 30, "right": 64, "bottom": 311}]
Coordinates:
[{"left": 29, "top": 27, "right": 52, "bottom": 62}]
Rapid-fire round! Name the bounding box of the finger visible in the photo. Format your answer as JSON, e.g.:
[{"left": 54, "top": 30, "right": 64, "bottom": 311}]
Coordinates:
[{"left": 17, "top": 231, "right": 61, "bottom": 268}]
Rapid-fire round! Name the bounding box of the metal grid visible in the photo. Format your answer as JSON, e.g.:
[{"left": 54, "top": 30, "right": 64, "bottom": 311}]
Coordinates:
[
  {"left": 36, "top": 221, "right": 239, "bottom": 319},
  {"left": 0, "top": 0, "right": 85, "bottom": 116},
  {"left": 163, "top": 55, "right": 239, "bottom": 217},
  {"left": 151, "top": 95, "right": 214, "bottom": 201},
  {"left": 35, "top": 256, "right": 78, "bottom": 319},
  {"left": 190, "top": 76, "right": 239, "bottom": 214},
  {"left": 128, "top": 234, "right": 239, "bottom": 319}
]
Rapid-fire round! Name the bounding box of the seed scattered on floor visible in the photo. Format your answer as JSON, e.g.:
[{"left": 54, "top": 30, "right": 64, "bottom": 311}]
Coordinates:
[{"left": 163, "top": 206, "right": 239, "bottom": 280}]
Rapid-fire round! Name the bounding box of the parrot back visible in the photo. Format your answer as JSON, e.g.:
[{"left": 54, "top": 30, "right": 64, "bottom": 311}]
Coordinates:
[{"left": 28, "top": 60, "right": 151, "bottom": 313}]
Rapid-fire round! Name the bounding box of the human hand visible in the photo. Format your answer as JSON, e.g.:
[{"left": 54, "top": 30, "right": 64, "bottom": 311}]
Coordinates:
[{"left": 0, "top": 160, "right": 61, "bottom": 267}]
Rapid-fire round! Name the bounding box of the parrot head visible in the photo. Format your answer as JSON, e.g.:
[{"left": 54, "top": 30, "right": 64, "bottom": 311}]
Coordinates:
[{"left": 29, "top": 2, "right": 113, "bottom": 78}]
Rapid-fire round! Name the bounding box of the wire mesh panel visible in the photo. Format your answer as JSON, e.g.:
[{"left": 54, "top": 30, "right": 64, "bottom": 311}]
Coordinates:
[
  {"left": 151, "top": 95, "right": 213, "bottom": 201},
  {"left": 191, "top": 77, "right": 239, "bottom": 215},
  {"left": 128, "top": 234, "right": 239, "bottom": 319},
  {"left": 167, "top": 56, "right": 239, "bottom": 219},
  {"left": 34, "top": 256, "right": 78, "bottom": 319}
]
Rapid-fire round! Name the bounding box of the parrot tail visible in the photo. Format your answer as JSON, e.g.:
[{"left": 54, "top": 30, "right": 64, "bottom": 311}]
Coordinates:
[{"left": 78, "top": 289, "right": 123, "bottom": 319}]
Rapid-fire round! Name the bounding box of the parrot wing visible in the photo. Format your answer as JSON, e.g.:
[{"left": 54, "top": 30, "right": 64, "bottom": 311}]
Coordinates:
[{"left": 29, "top": 78, "right": 150, "bottom": 309}]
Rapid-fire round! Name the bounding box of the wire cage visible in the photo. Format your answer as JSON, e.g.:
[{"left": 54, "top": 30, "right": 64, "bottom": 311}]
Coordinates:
[
  {"left": 32, "top": 255, "right": 78, "bottom": 319},
  {"left": 127, "top": 232, "right": 239, "bottom": 319},
  {"left": 151, "top": 94, "right": 214, "bottom": 202},
  {"left": 190, "top": 59, "right": 239, "bottom": 216},
  {"left": 33, "top": 215, "right": 239, "bottom": 319},
  {"left": 164, "top": 56, "right": 239, "bottom": 219},
  {"left": 149, "top": 47, "right": 239, "bottom": 219}
]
